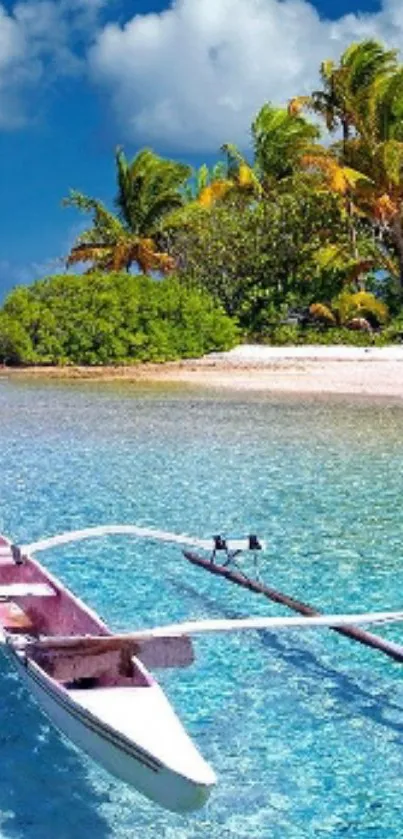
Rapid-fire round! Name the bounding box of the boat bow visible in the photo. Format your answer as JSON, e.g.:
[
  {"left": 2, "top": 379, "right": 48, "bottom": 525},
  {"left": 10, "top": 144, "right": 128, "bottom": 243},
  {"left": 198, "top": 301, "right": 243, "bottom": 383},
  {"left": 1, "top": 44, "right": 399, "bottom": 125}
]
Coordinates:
[{"left": 67, "top": 678, "right": 216, "bottom": 811}]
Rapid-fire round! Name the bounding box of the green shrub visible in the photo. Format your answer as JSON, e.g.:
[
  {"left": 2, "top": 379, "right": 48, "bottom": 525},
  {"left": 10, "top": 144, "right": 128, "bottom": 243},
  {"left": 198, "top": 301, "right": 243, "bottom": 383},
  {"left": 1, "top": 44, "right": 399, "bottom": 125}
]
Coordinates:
[
  {"left": 302, "top": 328, "right": 374, "bottom": 346},
  {"left": 265, "top": 324, "right": 302, "bottom": 345},
  {"left": 0, "top": 273, "right": 239, "bottom": 366},
  {"left": 0, "top": 312, "right": 35, "bottom": 365},
  {"left": 264, "top": 325, "right": 376, "bottom": 346},
  {"left": 378, "top": 317, "right": 403, "bottom": 344}
]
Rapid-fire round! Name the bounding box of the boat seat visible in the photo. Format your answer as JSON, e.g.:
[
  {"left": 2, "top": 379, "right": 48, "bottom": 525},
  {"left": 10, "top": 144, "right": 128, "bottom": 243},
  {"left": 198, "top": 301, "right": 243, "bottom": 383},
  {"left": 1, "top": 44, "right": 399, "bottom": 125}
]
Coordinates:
[
  {"left": 0, "top": 545, "right": 24, "bottom": 562},
  {"left": 0, "top": 550, "right": 17, "bottom": 566},
  {"left": 0, "top": 583, "right": 56, "bottom": 598}
]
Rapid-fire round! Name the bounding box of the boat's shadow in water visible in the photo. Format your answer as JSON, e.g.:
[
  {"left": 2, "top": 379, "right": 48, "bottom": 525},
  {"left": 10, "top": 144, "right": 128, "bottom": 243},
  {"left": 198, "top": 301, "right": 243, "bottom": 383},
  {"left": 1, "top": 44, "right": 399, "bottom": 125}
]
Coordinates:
[
  {"left": 0, "top": 651, "right": 111, "bottom": 839},
  {"left": 170, "top": 576, "right": 403, "bottom": 741}
]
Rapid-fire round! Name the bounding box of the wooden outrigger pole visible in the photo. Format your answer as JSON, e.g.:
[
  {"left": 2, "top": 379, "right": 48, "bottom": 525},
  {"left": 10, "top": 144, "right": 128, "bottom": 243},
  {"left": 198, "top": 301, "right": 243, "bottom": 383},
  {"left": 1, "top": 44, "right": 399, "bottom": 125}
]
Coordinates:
[{"left": 183, "top": 546, "right": 403, "bottom": 664}]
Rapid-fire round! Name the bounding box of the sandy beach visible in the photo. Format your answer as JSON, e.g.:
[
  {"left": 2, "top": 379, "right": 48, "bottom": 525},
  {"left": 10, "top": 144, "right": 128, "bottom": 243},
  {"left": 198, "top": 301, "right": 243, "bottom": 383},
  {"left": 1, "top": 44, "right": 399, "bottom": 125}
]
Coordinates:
[{"left": 3, "top": 345, "right": 403, "bottom": 400}]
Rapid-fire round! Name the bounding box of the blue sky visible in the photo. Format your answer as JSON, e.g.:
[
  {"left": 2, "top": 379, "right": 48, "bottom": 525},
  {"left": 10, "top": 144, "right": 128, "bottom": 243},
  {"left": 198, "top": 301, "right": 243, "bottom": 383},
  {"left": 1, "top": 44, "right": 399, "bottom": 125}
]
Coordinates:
[{"left": 0, "top": 0, "right": 395, "bottom": 299}]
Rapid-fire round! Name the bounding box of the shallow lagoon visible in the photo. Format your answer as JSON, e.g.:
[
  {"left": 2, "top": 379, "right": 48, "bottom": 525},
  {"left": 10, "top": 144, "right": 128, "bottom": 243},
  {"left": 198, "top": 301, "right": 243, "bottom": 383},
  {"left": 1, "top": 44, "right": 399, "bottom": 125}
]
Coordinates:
[{"left": 1, "top": 380, "right": 403, "bottom": 838}]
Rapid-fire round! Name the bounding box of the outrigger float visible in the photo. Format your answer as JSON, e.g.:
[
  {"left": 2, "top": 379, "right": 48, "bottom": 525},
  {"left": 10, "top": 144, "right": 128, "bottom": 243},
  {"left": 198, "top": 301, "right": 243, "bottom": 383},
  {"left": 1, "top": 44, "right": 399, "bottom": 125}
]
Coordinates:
[{"left": 1, "top": 525, "right": 403, "bottom": 813}]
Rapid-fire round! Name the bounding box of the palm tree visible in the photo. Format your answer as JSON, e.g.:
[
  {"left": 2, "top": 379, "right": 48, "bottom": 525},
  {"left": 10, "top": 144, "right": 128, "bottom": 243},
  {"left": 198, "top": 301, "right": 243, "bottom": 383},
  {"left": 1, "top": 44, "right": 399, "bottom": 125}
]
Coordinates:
[
  {"left": 114, "top": 148, "right": 191, "bottom": 233},
  {"left": 187, "top": 162, "right": 234, "bottom": 209},
  {"left": 220, "top": 144, "right": 261, "bottom": 193},
  {"left": 184, "top": 147, "right": 260, "bottom": 209},
  {"left": 162, "top": 147, "right": 260, "bottom": 229},
  {"left": 335, "top": 63, "right": 403, "bottom": 289},
  {"left": 291, "top": 40, "right": 403, "bottom": 291},
  {"left": 299, "top": 149, "right": 372, "bottom": 265},
  {"left": 64, "top": 193, "right": 176, "bottom": 274},
  {"left": 64, "top": 148, "right": 191, "bottom": 274},
  {"left": 251, "top": 103, "right": 319, "bottom": 183},
  {"left": 189, "top": 108, "right": 317, "bottom": 207},
  {"left": 183, "top": 162, "right": 228, "bottom": 203},
  {"left": 290, "top": 40, "right": 399, "bottom": 153}
]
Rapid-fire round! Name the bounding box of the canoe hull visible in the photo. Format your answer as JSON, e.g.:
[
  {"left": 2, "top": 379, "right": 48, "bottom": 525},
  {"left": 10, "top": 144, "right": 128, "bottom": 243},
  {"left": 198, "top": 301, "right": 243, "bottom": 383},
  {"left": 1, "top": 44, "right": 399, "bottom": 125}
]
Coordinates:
[
  {"left": 7, "top": 648, "right": 214, "bottom": 813},
  {"left": 0, "top": 533, "right": 215, "bottom": 811}
]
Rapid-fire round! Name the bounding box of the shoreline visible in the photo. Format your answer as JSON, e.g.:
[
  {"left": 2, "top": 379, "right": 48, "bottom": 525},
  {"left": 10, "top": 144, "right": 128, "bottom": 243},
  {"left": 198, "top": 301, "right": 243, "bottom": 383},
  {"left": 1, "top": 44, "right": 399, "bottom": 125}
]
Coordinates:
[{"left": 2, "top": 345, "right": 403, "bottom": 400}]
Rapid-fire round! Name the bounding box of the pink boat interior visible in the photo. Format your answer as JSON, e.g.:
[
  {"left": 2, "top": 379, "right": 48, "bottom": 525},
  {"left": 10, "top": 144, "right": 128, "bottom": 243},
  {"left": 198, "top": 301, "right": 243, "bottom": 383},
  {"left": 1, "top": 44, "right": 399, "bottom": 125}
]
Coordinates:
[{"left": 0, "top": 535, "right": 154, "bottom": 689}]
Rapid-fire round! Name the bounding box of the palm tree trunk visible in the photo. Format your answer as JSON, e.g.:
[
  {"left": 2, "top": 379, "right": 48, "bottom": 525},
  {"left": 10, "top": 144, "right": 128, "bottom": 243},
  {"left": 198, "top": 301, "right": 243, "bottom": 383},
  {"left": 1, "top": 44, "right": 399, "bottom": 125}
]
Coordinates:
[
  {"left": 342, "top": 119, "right": 350, "bottom": 160},
  {"left": 350, "top": 221, "right": 358, "bottom": 260},
  {"left": 391, "top": 214, "right": 403, "bottom": 296},
  {"left": 346, "top": 196, "right": 363, "bottom": 289}
]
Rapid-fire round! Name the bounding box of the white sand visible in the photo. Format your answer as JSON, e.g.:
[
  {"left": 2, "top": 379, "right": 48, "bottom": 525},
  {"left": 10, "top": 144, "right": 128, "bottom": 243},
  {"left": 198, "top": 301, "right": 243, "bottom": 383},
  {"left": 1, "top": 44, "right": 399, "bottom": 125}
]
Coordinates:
[
  {"left": 211, "top": 345, "right": 403, "bottom": 362},
  {"left": 4, "top": 345, "right": 403, "bottom": 400},
  {"left": 190, "top": 345, "right": 403, "bottom": 397}
]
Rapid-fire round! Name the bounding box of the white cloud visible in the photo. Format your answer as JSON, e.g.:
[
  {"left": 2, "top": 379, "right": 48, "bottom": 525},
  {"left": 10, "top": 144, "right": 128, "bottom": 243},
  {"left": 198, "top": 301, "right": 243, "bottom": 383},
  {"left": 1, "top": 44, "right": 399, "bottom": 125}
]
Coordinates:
[
  {"left": 0, "top": 0, "right": 104, "bottom": 127},
  {"left": 88, "top": 0, "right": 403, "bottom": 152},
  {"left": 3, "top": 0, "right": 403, "bottom": 149}
]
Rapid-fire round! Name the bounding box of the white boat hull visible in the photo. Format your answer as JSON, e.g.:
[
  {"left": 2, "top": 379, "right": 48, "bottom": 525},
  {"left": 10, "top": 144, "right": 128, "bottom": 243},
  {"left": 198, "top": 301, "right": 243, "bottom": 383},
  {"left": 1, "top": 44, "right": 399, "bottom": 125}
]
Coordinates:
[{"left": 8, "top": 648, "right": 215, "bottom": 813}]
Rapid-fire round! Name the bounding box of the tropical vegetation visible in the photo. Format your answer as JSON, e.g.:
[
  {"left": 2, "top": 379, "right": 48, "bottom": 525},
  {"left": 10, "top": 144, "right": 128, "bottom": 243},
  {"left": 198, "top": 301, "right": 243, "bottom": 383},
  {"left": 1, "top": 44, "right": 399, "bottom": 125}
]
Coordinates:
[
  {"left": 63, "top": 149, "right": 191, "bottom": 274},
  {"left": 0, "top": 274, "right": 238, "bottom": 365},
  {"left": 3, "top": 37, "right": 403, "bottom": 364}
]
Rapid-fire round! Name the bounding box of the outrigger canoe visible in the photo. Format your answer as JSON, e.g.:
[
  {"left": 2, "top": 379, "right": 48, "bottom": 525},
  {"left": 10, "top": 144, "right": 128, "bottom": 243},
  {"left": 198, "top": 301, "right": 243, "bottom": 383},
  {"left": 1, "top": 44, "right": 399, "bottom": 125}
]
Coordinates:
[
  {"left": 2, "top": 526, "right": 403, "bottom": 813},
  {"left": 0, "top": 533, "right": 216, "bottom": 813}
]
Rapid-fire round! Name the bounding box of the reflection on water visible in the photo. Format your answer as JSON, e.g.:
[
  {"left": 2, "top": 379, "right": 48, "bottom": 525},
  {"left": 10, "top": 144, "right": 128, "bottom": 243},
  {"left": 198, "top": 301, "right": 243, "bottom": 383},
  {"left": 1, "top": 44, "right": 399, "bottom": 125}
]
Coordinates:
[
  {"left": 1, "top": 381, "right": 403, "bottom": 837},
  {"left": 0, "top": 653, "right": 110, "bottom": 839}
]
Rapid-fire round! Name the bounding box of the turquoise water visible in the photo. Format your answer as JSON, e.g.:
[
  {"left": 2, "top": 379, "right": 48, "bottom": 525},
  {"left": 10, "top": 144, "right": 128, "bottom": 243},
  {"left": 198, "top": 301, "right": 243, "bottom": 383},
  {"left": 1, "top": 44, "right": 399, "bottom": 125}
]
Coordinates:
[{"left": 1, "top": 380, "right": 403, "bottom": 837}]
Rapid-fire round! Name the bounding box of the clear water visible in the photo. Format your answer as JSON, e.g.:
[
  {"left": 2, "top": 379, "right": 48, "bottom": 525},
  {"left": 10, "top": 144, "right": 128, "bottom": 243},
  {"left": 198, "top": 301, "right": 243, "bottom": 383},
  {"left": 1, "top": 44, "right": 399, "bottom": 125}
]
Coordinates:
[{"left": 1, "top": 380, "right": 403, "bottom": 838}]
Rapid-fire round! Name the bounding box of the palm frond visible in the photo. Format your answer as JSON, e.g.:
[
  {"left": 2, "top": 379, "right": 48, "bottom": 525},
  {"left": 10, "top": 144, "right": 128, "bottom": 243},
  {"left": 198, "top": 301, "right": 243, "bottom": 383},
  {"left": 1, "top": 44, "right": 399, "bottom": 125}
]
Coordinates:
[
  {"left": 136, "top": 239, "right": 176, "bottom": 274},
  {"left": 198, "top": 180, "right": 233, "bottom": 207},
  {"left": 66, "top": 243, "right": 111, "bottom": 268},
  {"left": 320, "top": 59, "right": 336, "bottom": 84},
  {"left": 315, "top": 244, "right": 375, "bottom": 281},
  {"left": 301, "top": 153, "right": 371, "bottom": 194},
  {"left": 114, "top": 147, "right": 191, "bottom": 234},
  {"left": 372, "top": 192, "right": 399, "bottom": 222},
  {"left": 252, "top": 103, "right": 320, "bottom": 180},
  {"left": 288, "top": 96, "right": 313, "bottom": 116}
]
